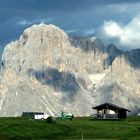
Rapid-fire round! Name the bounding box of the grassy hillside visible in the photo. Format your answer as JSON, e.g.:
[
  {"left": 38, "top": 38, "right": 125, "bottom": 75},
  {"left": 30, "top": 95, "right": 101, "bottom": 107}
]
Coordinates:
[{"left": 0, "top": 116, "right": 139, "bottom": 139}]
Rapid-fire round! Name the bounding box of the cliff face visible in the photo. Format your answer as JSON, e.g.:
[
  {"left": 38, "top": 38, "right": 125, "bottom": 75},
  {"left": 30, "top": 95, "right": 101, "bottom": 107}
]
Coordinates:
[{"left": 0, "top": 23, "right": 140, "bottom": 116}]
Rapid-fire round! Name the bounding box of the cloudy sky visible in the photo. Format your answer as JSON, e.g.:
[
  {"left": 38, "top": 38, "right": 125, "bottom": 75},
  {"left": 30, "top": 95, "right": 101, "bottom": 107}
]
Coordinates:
[{"left": 0, "top": 0, "right": 140, "bottom": 51}]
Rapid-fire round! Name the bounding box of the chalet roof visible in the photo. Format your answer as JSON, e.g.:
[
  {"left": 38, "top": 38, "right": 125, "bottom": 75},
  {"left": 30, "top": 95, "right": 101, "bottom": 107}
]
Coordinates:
[{"left": 93, "top": 102, "right": 131, "bottom": 112}]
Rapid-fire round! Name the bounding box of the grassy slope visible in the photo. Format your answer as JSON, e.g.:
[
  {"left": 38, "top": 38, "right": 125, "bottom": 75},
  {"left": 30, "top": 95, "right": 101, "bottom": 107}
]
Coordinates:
[{"left": 0, "top": 117, "right": 139, "bottom": 140}]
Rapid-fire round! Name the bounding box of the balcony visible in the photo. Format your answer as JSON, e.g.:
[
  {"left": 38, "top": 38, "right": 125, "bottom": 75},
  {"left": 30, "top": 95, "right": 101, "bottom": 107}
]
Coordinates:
[{"left": 91, "top": 113, "right": 118, "bottom": 120}]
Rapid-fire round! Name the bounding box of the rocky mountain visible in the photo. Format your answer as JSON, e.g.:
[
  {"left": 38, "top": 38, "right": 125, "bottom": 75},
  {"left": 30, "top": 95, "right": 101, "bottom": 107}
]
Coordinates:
[{"left": 0, "top": 23, "right": 140, "bottom": 116}]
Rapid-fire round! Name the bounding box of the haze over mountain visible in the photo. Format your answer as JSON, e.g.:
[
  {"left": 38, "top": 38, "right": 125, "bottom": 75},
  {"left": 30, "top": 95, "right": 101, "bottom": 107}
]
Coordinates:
[{"left": 0, "top": 23, "right": 140, "bottom": 116}]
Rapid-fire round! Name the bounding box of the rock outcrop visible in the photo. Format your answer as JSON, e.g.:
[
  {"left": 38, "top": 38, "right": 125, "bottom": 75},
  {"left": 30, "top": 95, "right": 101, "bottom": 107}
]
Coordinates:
[{"left": 0, "top": 23, "right": 140, "bottom": 116}]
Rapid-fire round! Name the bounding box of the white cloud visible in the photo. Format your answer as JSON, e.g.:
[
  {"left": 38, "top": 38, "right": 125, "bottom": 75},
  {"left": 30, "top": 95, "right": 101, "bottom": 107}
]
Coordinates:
[
  {"left": 16, "top": 17, "right": 54, "bottom": 26},
  {"left": 66, "top": 29, "right": 79, "bottom": 34},
  {"left": 66, "top": 28, "right": 95, "bottom": 36},
  {"left": 103, "top": 21, "right": 122, "bottom": 37},
  {"left": 83, "top": 29, "right": 95, "bottom": 36},
  {"left": 106, "top": 3, "right": 140, "bottom": 16},
  {"left": 17, "top": 20, "right": 32, "bottom": 25},
  {"left": 98, "top": 15, "right": 140, "bottom": 50}
]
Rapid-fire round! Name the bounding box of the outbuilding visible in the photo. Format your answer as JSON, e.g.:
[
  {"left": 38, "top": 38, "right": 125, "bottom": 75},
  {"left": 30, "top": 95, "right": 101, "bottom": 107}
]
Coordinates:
[{"left": 92, "top": 102, "right": 130, "bottom": 119}]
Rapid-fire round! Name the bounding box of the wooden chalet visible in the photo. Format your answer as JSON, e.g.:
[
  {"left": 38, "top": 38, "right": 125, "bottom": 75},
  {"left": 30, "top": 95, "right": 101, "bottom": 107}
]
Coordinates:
[{"left": 92, "top": 102, "right": 130, "bottom": 119}]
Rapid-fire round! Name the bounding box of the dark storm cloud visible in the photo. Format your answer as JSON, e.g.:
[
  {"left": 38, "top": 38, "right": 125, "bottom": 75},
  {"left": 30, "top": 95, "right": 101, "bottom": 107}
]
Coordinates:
[
  {"left": 0, "top": 0, "right": 140, "bottom": 10},
  {"left": 0, "top": 0, "right": 140, "bottom": 52}
]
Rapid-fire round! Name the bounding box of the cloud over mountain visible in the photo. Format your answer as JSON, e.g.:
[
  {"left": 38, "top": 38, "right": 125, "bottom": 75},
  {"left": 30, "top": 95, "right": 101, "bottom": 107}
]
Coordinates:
[{"left": 98, "top": 15, "right": 140, "bottom": 50}]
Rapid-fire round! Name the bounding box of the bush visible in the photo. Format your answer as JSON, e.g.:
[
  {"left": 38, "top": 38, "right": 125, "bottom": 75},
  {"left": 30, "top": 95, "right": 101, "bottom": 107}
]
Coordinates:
[{"left": 46, "top": 117, "right": 55, "bottom": 124}]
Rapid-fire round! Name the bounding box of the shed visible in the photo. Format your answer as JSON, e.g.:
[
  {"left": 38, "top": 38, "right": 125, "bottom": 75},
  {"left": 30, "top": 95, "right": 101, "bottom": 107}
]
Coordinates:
[{"left": 92, "top": 102, "right": 130, "bottom": 119}]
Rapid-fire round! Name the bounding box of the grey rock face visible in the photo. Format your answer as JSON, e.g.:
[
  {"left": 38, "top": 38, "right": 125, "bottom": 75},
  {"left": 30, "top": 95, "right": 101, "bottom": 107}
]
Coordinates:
[
  {"left": 0, "top": 23, "right": 140, "bottom": 116},
  {"left": 106, "top": 43, "right": 123, "bottom": 66}
]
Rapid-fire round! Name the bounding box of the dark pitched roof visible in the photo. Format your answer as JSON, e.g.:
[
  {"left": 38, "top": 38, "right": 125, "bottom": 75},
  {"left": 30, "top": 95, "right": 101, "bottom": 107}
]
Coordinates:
[{"left": 93, "top": 102, "right": 131, "bottom": 112}]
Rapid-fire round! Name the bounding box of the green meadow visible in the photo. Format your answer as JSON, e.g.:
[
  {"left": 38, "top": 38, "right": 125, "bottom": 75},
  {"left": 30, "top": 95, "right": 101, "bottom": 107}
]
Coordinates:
[{"left": 0, "top": 116, "right": 139, "bottom": 140}]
